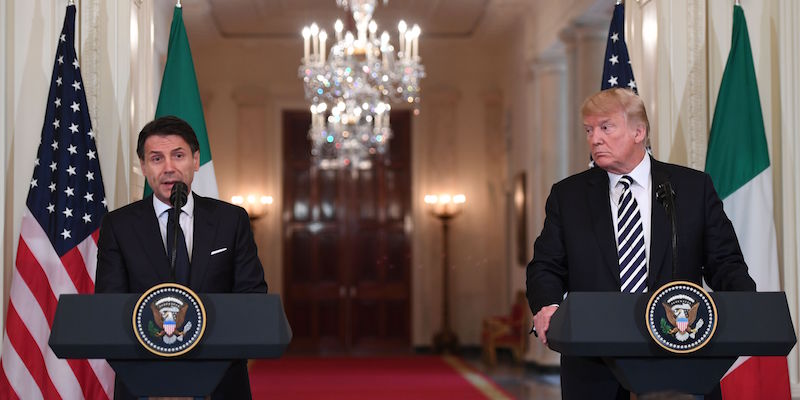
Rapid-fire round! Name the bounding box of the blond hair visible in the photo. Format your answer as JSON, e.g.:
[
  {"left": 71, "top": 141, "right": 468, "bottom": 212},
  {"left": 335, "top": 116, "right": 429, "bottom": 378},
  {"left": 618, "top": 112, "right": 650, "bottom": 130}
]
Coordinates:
[{"left": 581, "top": 88, "right": 650, "bottom": 139}]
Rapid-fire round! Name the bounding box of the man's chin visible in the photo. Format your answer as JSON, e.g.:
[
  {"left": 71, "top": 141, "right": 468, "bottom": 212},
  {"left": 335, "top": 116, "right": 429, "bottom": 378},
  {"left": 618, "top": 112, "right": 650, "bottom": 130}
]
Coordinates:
[{"left": 153, "top": 185, "right": 173, "bottom": 204}]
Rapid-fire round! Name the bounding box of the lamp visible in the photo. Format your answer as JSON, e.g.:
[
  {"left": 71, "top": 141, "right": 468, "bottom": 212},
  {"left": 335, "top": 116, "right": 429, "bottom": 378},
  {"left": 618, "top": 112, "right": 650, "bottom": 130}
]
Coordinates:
[
  {"left": 424, "top": 193, "right": 466, "bottom": 353},
  {"left": 231, "top": 194, "right": 273, "bottom": 221},
  {"left": 299, "top": 0, "right": 425, "bottom": 169}
]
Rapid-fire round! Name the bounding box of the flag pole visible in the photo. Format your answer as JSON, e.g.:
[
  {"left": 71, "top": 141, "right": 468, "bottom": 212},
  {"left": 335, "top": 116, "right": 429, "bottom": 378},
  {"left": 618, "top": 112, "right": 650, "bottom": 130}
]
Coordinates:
[{"left": 177, "top": 0, "right": 182, "bottom": 8}]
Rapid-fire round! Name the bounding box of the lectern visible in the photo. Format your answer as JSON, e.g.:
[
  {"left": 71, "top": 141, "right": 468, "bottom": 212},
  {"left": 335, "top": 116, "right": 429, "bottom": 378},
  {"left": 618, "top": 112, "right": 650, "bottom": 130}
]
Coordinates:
[
  {"left": 546, "top": 292, "right": 796, "bottom": 395},
  {"left": 49, "top": 293, "right": 292, "bottom": 397}
]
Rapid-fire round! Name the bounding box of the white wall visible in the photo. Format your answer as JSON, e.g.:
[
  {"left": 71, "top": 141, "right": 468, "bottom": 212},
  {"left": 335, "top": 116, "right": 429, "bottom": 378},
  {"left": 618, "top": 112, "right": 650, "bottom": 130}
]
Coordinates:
[
  {"left": 506, "top": 0, "right": 800, "bottom": 376},
  {"left": 189, "top": 29, "right": 516, "bottom": 345},
  {"left": 2, "top": 0, "right": 69, "bottom": 335},
  {"left": 0, "top": 0, "right": 146, "bottom": 342},
  {"left": 777, "top": 0, "right": 800, "bottom": 395},
  {"left": 620, "top": 0, "right": 800, "bottom": 393},
  {"left": 3, "top": 1, "right": 800, "bottom": 376}
]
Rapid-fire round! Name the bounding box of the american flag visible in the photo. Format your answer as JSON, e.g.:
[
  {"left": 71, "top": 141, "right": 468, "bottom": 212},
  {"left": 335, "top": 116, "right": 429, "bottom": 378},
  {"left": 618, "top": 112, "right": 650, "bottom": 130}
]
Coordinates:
[
  {"left": 601, "top": 3, "right": 637, "bottom": 93},
  {"left": 590, "top": 2, "right": 640, "bottom": 166},
  {"left": 0, "top": 5, "right": 114, "bottom": 399}
]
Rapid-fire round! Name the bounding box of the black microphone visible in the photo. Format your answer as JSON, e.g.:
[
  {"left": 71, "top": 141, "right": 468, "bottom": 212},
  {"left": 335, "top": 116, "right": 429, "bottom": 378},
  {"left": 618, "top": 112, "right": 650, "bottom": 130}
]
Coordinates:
[
  {"left": 656, "top": 181, "right": 678, "bottom": 281},
  {"left": 168, "top": 182, "right": 189, "bottom": 282},
  {"left": 170, "top": 181, "right": 189, "bottom": 209}
]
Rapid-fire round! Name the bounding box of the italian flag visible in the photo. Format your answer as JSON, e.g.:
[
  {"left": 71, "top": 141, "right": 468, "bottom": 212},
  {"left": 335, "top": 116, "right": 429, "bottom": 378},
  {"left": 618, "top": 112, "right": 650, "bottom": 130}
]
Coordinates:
[
  {"left": 705, "top": 5, "right": 789, "bottom": 399},
  {"left": 144, "top": 5, "right": 218, "bottom": 199}
]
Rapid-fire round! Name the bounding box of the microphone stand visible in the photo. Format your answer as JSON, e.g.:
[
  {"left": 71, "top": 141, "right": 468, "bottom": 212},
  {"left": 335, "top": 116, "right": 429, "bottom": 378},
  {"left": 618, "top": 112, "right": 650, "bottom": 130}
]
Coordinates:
[
  {"left": 169, "top": 182, "right": 188, "bottom": 284},
  {"left": 170, "top": 206, "right": 180, "bottom": 282},
  {"left": 657, "top": 182, "right": 678, "bottom": 280}
]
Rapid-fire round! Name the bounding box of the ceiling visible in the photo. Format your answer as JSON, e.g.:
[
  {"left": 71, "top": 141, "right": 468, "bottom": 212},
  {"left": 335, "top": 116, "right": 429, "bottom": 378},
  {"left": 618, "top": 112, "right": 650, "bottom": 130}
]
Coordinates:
[{"left": 180, "top": 0, "right": 535, "bottom": 44}]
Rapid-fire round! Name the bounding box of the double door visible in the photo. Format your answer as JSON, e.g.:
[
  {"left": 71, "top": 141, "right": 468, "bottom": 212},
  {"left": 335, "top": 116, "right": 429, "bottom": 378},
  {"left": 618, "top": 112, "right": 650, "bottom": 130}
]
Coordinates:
[{"left": 282, "top": 111, "right": 411, "bottom": 354}]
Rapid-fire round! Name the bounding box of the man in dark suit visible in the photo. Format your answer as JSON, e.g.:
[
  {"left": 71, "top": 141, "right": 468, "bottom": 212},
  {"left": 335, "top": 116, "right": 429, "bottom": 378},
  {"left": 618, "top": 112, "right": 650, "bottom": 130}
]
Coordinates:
[
  {"left": 526, "top": 88, "right": 755, "bottom": 400},
  {"left": 96, "top": 115, "right": 267, "bottom": 399}
]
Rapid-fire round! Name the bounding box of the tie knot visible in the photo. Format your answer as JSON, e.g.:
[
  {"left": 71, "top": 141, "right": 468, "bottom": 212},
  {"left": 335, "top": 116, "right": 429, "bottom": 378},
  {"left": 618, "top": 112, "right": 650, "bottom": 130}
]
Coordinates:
[
  {"left": 619, "top": 175, "right": 634, "bottom": 190},
  {"left": 166, "top": 208, "right": 182, "bottom": 224}
]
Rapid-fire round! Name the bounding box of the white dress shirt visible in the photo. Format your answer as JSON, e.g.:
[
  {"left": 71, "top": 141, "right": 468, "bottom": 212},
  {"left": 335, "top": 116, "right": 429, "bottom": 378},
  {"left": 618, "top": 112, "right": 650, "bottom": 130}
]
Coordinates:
[
  {"left": 153, "top": 192, "right": 195, "bottom": 262},
  {"left": 607, "top": 155, "right": 652, "bottom": 274}
]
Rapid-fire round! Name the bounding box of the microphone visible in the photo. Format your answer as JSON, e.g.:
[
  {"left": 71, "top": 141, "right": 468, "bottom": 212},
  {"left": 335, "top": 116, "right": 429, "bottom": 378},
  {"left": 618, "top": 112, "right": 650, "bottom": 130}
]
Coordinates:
[
  {"left": 656, "top": 181, "right": 678, "bottom": 281},
  {"left": 170, "top": 181, "right": 189, "bottom": 209},
  {"left": 655, "top": 181, "right": 675, "bottom": 205},
  {"left": 168, "top": 182, "right": 189, "bottom": 282}
]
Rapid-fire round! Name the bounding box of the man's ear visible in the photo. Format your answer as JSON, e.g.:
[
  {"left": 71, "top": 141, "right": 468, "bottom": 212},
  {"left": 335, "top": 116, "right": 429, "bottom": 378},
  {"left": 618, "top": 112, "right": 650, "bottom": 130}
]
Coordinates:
[
  {"left": 193, "top": 151, "right": 200, "bottom": 172},
  {"left": 633, "top": 124, "right": 647, "bottom": 144}
]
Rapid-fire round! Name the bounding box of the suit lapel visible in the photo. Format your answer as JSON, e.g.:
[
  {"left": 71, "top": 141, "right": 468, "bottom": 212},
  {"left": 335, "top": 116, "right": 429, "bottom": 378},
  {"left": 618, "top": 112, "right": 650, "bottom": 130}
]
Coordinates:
[
  {"left": 586, "top": 169, "right": 622, "bottom": 286},
  {"left": 133, "top": 196, "right": 171, "bottom": 282},
  {"left": 648, "top": 158, "right": 671, "bottom": 289},
  {"left": 190, "top": 194, "right": 219, "bottom": 290}
]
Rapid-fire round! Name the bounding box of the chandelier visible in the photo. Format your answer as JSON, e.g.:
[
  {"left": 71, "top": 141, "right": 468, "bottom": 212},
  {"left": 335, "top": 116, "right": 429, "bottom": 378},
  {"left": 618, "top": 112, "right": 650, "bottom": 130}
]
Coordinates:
[{"left": 299, "top": 0, "right": 424, "bottom": 169}]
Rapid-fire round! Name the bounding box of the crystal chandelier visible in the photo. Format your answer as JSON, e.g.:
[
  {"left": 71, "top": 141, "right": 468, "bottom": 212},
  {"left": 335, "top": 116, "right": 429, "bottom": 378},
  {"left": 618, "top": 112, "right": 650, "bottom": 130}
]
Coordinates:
[{"left": 299, "top": 0, "right": 424, "bottom": 169}]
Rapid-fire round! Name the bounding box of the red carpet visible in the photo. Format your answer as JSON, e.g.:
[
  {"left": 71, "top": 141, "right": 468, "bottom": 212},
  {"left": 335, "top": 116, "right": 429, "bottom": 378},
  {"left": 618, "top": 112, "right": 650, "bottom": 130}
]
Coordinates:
[{"left": 249, "top": 355, "right": 512, "bottom": 399}]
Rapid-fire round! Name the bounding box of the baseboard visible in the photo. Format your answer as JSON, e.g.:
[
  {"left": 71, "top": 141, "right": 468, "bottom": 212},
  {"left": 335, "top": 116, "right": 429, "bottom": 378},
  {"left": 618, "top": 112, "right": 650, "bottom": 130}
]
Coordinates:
[
  {"left": 413, "top": 345, "right": 483, "bottom": 357},
  {"left": 523, "top": 360, "right": 561, "bottom": 375}
]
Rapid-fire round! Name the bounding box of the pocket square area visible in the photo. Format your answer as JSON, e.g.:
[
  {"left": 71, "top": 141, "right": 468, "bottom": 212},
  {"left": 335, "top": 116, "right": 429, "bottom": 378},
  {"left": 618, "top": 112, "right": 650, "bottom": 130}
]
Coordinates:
[{"left": 210, "top": 248, "right": 228, "bottom": 255}]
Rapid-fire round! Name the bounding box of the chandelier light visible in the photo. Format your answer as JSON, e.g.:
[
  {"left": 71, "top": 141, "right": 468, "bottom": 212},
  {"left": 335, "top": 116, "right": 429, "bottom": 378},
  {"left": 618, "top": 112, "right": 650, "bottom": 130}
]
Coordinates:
[{"left": 299, "top": 0, "right": 424, "bottom": 169}]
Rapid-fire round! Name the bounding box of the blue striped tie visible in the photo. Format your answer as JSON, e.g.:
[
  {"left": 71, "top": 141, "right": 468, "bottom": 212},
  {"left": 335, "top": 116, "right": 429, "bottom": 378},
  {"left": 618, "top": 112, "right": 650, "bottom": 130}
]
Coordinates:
[{"left": 617, "top": 175, "right": 647, "bottom": 293}]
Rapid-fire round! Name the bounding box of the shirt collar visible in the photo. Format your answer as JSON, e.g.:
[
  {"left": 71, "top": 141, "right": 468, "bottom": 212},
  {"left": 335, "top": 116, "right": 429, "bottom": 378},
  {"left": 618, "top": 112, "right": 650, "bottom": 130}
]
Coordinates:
[
  {"left": 153, "top": 191, "right": 195, "bottom": 218},
  {"left": 607, "top": 154, "right": 651, "bottom": 189}
]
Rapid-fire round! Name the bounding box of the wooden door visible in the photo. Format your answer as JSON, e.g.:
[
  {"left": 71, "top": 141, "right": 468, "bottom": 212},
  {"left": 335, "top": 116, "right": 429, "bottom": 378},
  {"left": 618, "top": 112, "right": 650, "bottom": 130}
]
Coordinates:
[{"left": 282, "top": 110, "right": 411, "bottom": 354}]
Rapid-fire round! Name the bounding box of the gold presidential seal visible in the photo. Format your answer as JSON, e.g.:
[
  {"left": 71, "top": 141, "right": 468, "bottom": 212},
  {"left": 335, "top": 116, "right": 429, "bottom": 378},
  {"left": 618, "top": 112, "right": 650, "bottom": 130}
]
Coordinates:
[
  {"left": 132, "top": 283, "right": 206, "bottom": 357},
  {"left": 645, "top": 281, "right": 718, "bottom": 354}
]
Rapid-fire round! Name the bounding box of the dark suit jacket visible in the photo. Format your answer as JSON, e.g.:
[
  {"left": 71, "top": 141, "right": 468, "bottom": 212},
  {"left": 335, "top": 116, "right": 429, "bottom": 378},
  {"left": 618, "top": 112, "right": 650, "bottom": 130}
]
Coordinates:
[
  {"left": 95, "top": 193, "right": 267, "bottom": 399},
  {"left": 526, "top": 158, "right": 755, "bottom": 399},
  {"left": 527, "top": 158, "right": 754, "bottom": 314}
]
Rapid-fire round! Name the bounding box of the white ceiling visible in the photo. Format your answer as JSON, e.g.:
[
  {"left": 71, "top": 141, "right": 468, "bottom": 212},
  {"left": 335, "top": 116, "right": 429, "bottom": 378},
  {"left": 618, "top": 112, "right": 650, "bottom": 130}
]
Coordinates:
[
  {"left": 209, "top": 0, "right": 488, "bottom": 38},
  {"left": 180, "top": 0, "right": 537, "bottom": 45}
]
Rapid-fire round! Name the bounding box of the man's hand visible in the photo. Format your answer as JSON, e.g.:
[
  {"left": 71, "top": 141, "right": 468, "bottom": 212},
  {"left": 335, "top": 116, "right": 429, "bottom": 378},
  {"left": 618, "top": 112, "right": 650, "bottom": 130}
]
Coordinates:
[{"left": 533, "top": 305, "right": 559, "bottom": 345}]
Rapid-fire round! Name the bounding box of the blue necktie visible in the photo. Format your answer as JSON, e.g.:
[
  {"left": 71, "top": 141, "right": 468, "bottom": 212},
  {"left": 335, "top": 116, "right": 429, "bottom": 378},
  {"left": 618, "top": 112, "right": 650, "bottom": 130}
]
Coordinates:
[
  {"left": 166, "top": 208, "right": 191, "bottom": 286},
  {"left": 617, "top": 175, "right": 647, "bottom": 293}
]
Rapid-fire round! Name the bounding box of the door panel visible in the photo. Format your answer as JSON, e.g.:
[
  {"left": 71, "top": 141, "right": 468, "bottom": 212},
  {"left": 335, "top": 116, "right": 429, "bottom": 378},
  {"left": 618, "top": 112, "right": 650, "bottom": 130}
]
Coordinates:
[{"left": 283, "top": 110, "right": 411, "bottom": 354}]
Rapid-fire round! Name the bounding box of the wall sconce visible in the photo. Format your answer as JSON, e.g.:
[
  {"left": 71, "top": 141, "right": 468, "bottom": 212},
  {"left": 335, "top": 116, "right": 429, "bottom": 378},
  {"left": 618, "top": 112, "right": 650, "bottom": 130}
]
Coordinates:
[
  {"left": 423, "top": 192, "right": 466, "bottom": 354},
  {"left": 423, "top": 193, "right": 466, "bottom": 219},
  {"left": 231, "top": 194, "right": 274, "bottom": 220}
]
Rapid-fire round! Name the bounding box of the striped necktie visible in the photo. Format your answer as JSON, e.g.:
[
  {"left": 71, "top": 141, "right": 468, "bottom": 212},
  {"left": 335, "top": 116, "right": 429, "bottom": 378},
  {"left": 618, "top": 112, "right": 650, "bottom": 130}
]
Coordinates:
[{"left": 617, "top": 175, "right": 647, "bottom": 293}]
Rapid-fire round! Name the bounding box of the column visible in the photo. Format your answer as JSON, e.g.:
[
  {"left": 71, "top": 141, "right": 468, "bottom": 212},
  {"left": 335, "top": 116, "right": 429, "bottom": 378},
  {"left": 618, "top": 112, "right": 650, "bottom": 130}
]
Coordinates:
[
  {"left": 524, "top": 48, "right": 568, "bottom": 367},
  {"left": 777, "top": 0, "right": 800, "bottom": 391},
  {"left": 129, "top": 0, "right": 159, "bottom": 200},
  {"left": 530, "top": 46, "right": 569, "bottom": 228},
  {"left": 480, "top": 88, "right": 509, "bottom": 327},
  {"left": 560, "top": 16, "right": 610, "bottom": 174}
]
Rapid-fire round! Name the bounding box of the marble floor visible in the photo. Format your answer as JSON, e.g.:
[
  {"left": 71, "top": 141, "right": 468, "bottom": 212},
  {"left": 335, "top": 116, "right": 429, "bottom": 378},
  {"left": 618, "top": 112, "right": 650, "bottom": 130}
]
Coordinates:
[{"left": 463, "top": 352, "right": 561, "bottom": 400}]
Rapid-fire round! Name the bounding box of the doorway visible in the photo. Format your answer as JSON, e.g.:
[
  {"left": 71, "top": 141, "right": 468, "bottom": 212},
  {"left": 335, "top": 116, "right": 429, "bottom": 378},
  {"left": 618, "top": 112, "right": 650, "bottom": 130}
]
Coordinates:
[{"left": 282, "top": 110, "right": 412, "bottom": 354}]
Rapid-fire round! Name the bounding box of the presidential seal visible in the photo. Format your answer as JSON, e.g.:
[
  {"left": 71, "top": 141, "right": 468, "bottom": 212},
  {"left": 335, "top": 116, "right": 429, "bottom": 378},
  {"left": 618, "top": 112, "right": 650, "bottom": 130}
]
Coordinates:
[
  {"left": 645, "top": 281, "right": 718, "bottom": 354},
  {"left": 132, "top": 283, "right": 206, "bottom": 357}
]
